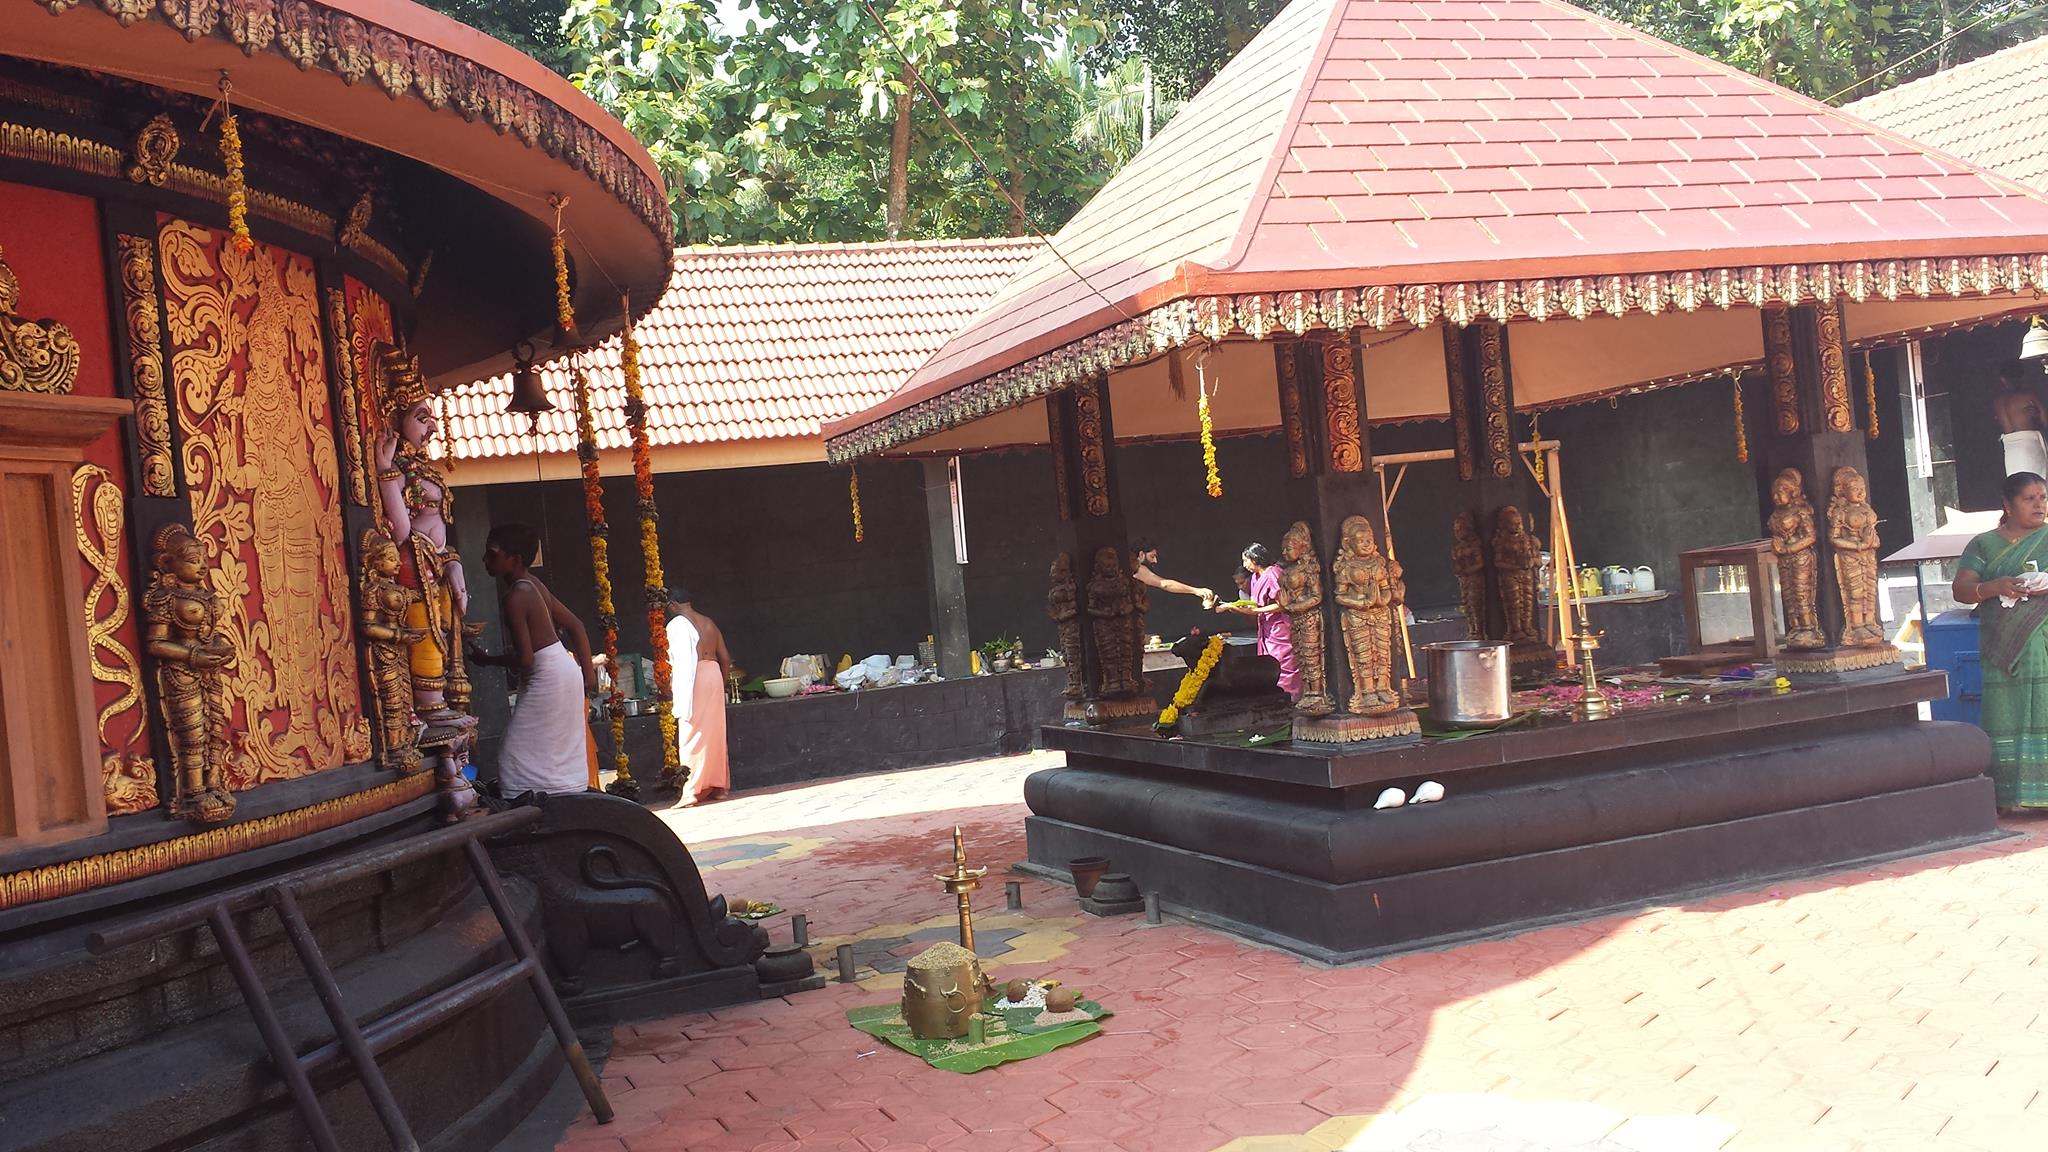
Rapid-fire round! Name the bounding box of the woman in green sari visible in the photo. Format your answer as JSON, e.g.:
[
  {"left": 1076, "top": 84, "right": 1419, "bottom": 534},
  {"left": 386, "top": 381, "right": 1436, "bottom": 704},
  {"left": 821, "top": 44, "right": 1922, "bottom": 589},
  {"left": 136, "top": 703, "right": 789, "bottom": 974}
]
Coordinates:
[{"left": 1955, "top": 471, "right": 2048, "bottom": 810}]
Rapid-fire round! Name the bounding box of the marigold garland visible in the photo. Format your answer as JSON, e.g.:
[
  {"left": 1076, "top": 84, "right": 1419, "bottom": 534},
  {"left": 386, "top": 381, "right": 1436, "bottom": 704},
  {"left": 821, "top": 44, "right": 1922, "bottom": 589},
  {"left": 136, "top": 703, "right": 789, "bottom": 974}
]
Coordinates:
[
  {"left": 849, "top": 465, "right": 865, "bottom": 543},
  {"left": 218, "top": 111, "right": 253, "bottom": 254},
  {"left": 620, "top": 297, "right": 684, "bottom": 784},
  {"left": 1731, "top": 373, "right": 1749, "bottom": 464},
  {"left": 1197, "top": 389, "right": 1222, "bottom": 499},
  {"left": 551, "top": 196, "right": 576, "bottom": 336},
  {"left": 1156, "top": 635, "right": 1227, "bottom": 733},
  {"left": 1862, "top": 350, "right": 1879, "bottom": 441},
  {"left": 573, "top": 367, "right": 633, "bottom": 793}
]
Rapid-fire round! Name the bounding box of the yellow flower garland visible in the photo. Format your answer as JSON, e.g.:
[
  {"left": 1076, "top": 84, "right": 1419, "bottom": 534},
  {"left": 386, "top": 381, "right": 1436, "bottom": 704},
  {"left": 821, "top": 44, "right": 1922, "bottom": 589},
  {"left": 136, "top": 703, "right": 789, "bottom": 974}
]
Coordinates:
[
  {"left": 620, "top": 297, "right": 684, "bottom": 784},
  {"left": 849, "top": 465, "right": 864, "bottom": 543},
  {"left": 1732, "top": 373, "right": 1749, "bottom": 464},
  {"left": 1157, "top": 635, "right": 1226, "bottom": 731},
  {"left": 1862, "top": 350, "right": 1879, "bottom": 440},
  {"left": 551, "top": 196, "right": 576, "bottom": 335},
  {"left": 573, "top": 367, "right": 633, "bottom": 791},
  {"left": 219, "top": 111, "right": 253, "bottom": 254},
  {"left": 1198, "top": 390, "right": 1222, "bottom": 498}
]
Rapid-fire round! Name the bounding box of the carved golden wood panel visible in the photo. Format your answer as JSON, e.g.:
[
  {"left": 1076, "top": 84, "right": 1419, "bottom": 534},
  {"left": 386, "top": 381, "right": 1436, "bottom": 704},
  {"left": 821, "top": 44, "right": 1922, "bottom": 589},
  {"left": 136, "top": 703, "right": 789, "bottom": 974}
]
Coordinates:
[
  {"left": 1072, "top": 376, "right": 1110, "bottom": 518},
  {"left": 1321, "top": 339, "right": 1364, "bottom": 473},
  {"left": 1762, "top": 306, "right": 1801, "bottom": 436},
  {"left": 1443, "top": 325, "right": 1473, "bottom": 481},
  {"left": 73, "top": 464, "right": 156, "bottom": 815},
  {"left": 1477, "top": 325, "right": 1512, "bottom": 478},
  {"left": 324, "top": 288, "right": 369, "bottom": 507},
  {"left": 1816, "top": 304, "right": 1855, "bottom": 434},
  {"left": 157, "top": 218, "right": 370, "bottom": 788},
  {"left": 115, "top": 235, "right": 176, "bottom": 497},
  {"left": 344, "top": 276, "right": 396, "bottom": 513},
  {"left": 1276, "top": 342, "right": 1308, "bottom": 479}
]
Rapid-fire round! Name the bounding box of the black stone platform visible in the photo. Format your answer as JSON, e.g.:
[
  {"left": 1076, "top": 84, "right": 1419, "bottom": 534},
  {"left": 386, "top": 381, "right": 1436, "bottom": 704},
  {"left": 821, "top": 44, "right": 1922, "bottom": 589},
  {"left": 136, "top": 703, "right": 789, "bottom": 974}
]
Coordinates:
[{"left": 1026, "top": 671, "right": 1996, "bottom": 963}]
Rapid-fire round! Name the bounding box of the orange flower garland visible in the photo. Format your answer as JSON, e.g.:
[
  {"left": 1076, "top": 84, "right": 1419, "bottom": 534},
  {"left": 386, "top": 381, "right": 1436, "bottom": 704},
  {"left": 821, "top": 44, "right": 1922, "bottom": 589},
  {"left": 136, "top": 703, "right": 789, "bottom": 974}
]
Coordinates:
[
  {"left": 1862, "top": 350, "right": 1879, "bottom": 441},
  {"left": 620, "top": 297, "right": 684, "bottom": 784},
  {"left": 219, "top": 111, "right": 253, "bottom": 254},
  {"left": 1732, "top": 373, "right": 1749, "bottom": 464},
  {"left": 850, "top": 465, "right": 864, "bottom": 543},
  {"left": 573, "top": 367, "right": 634, "bottom": 796},
  {"left": 551, "top": 196, "right": 576, "bottom": 336}
]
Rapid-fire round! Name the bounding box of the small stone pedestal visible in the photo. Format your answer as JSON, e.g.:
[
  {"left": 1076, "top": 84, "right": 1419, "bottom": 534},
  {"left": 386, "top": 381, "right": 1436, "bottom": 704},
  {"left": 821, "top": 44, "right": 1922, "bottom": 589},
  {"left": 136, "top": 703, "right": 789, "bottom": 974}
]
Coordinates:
[{"left": 1293, "top": 708, "right": 1422, "bottom": 746}]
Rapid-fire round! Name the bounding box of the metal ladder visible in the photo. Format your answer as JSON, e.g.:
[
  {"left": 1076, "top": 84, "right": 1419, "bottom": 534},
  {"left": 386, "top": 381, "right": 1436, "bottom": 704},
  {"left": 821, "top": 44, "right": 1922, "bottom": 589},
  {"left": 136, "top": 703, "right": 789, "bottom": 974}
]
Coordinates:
[{"left": 89, "top": 805, "right": 612, "bottom": 1152}]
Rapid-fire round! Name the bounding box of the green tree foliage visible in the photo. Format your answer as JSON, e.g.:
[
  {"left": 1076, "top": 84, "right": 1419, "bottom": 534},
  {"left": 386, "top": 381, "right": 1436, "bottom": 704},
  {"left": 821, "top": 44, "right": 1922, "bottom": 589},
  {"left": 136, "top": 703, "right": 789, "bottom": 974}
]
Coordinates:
[
  {"left": 1098, "top": 1, "right": 1288, "bottom": 102},
  {"left": 419, "top": 0, "right": 576, "bottom": 73},
  {"left": 562, "top": 0, "right": 1126, "bottom": 245}
]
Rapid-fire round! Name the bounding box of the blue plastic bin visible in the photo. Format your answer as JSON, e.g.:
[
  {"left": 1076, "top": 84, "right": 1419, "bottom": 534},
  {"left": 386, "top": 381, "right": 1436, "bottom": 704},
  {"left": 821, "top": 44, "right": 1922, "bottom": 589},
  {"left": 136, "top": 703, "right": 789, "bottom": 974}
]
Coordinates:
[{"left": 1922, "top": 610, "right": 1981, "bottom": 726}]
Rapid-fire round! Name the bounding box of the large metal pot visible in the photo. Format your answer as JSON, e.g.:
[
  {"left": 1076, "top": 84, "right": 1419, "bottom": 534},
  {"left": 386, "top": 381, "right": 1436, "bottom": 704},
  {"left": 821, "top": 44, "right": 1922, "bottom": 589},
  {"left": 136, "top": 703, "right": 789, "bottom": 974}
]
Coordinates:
[{"left": 1424, "top": 641, "right": 1512, "bottom": 728}]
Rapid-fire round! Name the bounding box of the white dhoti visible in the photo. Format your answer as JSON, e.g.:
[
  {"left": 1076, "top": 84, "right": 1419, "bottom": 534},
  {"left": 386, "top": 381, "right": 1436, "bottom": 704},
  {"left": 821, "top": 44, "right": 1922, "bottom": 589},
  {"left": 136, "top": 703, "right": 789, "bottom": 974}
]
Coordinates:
[
  {"left": 2005, "top": 430, "right": 2048, "bottom": 478},
  {"left": 498, "top": 641, "right": 590, "bottom": 796}
]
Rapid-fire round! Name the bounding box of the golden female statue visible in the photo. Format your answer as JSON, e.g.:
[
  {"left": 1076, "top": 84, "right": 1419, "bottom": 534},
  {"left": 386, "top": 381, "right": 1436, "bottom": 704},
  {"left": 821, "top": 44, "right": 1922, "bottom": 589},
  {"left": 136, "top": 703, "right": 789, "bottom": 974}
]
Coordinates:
[
  {"left": 1828, "top": 466, "right": 1886, "bottom": 648},
  {"left": 1492, "top": 507, "right": 1543, "bottom": 646},
  {"left": 1086, "top": 547, "right": 1140, "bottom": 698},
  {"left": 1451, "top": 510, "right": 1488, "bottom": 641},
  {"left": 373, "top": 348, "right": 472, "bottom": 719},
  {"left": 1048, "top": 553, "right": 1084, "bottom": 700},
  {"left": 1333, "top": 516, "right": 1403, "bottom": 716},
  {"left": 1279, "top": 521, "right": 1334, "bottom": 717},
  {"left": 360, "top": 528, "right": 426, "bottom": 773},
  {"left": 1768, "top": 468, "right": 1826, "bottom": 650},
  {"left": 144, "top": 524, "right": 236, "bottom": 823}
]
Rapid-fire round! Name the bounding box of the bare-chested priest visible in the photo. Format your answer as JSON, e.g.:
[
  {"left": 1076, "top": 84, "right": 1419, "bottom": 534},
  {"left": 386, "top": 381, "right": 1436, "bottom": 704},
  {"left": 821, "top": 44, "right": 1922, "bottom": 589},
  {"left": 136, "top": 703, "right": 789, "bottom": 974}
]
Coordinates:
[{"left": 1996, "top": 360, "right": 2048, "bottom": 478}]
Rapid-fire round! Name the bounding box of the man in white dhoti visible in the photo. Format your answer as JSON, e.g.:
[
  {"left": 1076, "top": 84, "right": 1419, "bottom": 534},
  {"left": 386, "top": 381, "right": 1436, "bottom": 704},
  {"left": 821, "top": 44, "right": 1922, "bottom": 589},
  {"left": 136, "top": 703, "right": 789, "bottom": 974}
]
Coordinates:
[
  {"left": 472, "top": 523, "right": 597, "bottom": 796},
  {"left": 1997, "top": 360, "right": 2048, "bottom": 478}
]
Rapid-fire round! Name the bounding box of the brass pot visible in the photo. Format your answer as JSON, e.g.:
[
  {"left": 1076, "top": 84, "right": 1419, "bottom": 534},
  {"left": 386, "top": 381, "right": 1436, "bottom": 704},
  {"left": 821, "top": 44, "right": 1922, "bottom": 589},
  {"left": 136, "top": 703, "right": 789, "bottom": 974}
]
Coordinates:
[{"left": 900, "top": 943, "right": 990, "bottom": 1040}]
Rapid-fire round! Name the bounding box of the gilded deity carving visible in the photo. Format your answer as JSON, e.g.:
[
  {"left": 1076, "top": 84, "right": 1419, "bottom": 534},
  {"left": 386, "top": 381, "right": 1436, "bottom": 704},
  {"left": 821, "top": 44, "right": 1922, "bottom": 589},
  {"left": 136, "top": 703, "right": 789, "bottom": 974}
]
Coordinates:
[
  {"left": 1492, "top": 507, "right": 1543, "bottom": 646},
  {"left": 1478, "top": 325, "right": 1512, "bottom": 478},
  {"left": 159, "top": 219, "right": 370, "bottom": 785},
  {"left": 1279, "top": 521, "right": 1334, "bottom": 717},
  {"left": 360, "top": 528, "right": 425, "bottom": 773},
  {"left": 1072, "top": 377, "right": 1110, "bottom": 517},
  {"left": 145, "top": 525, "right": 237, "bottom": 824},
  {"left": 374, "top": 346, "right": 474, "bottom": 719},
  {"left": 1827, "top": 466, "right": 1886, "bottom": 647},
  {"left": 1276, "top": 344, "right": 1309, "bottom": 479},
  {"left": 1763, "top": 306, "right": 1800, "bottom": 435},
  {"left": 1444, "top": 325, "right": 1474, "bottom": 481},
  {"left": 1768, "top": 468, "right": 1826, "bottom": 650},
  {"left": 1333, "top": 516, "right": 1403, "bottom": 716},
  {"left": 1085, "top": 547, "right": 1140, "bottom": 698},
  {"left": 1321, "top": 340, "right": 1364, "bottom": 473},
  {"left": 324, "top": 287, "right": 369, "bottom": 505},
  {"left": 0, "top": 243, "right": 82, "bottom": 394},
  {"left": 1452, "top": 510, "right": 1488, "bottom": 641},
  {"left": 1048, "top": 552, "right": 1084, "bottom": 700}
]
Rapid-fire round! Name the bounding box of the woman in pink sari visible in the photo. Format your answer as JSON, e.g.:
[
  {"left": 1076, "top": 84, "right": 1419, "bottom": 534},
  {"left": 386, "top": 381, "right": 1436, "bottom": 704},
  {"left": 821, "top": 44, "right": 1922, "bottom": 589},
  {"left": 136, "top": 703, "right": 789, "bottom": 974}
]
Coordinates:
[{"left": 1217, "top": 543, "right": 1301, "bottom": 697}]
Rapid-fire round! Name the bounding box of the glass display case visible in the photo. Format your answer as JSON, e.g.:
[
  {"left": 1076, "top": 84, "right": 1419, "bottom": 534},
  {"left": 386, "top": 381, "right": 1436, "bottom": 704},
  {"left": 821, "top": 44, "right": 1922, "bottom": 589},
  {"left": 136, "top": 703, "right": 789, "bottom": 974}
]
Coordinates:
[{"left": 1659, "top": 539, "right": 1785, "bottom": 674}]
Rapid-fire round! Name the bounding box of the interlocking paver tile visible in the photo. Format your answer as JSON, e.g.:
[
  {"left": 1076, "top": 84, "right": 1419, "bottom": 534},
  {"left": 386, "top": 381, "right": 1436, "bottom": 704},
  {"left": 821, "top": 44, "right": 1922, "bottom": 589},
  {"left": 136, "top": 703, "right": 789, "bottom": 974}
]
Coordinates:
[{"left": 538, "top": 755, "right": 2048, "bottom": 1152}]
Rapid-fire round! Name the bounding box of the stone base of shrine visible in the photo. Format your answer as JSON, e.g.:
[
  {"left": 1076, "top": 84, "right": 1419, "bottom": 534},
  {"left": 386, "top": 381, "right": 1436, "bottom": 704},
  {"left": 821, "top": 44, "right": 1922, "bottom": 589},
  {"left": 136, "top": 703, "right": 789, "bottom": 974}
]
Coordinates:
[{"left": 1026, "top": 671, "right": 1995, "bottom": 963}]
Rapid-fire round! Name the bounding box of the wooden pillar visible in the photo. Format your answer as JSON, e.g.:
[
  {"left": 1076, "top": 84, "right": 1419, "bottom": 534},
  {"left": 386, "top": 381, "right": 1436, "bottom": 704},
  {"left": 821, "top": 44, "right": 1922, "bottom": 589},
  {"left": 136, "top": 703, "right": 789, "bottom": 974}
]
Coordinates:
[
  {"left": 1447, "top": 322, "right": 1542, "bottom": 667},
  {"left": 1758, "top": 303, "right": 1897, "bottom": 676},
  {"left": 1045, "top": 376, "right": 1146, "bottom": 722},
  {"left": 1281, "top": 333, "right": 1419, "bottom": 744},
  {"left": 922, "top": 457, "right": 973, "bottom": 679}
]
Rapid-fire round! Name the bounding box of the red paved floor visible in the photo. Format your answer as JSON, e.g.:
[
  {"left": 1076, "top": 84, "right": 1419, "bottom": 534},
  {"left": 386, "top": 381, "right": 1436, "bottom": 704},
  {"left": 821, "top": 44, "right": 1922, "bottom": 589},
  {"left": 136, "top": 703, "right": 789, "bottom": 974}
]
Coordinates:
[{"left": 557, "top": 754, "right": 2048, "bottom": 1152}]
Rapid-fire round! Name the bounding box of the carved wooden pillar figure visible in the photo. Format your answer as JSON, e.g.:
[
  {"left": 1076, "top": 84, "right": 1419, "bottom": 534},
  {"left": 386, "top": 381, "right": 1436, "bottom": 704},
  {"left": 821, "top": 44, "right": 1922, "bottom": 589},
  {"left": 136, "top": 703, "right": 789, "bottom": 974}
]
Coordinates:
[
  {"left": 1445, "top": 322, "right": 1541, "bottom": 660},
  {"left": 144, "top": 524, "right": 237, "bottom": 824},
  {"left": 1045, "top": 376, "right": 1146, "bottom": 721},
  {"left": 1451, "top": 510, "right": 1487, "bottom": 641},
  {"left": 1492, "top": 506, "right": 1543, "bottom": 648},
  {"left": 1278, "top": 521, "right": 1333, "bottom": 717},
  {"left": 1048, "top": 552, "right": 1084, "bottom": 700},
  {"left": 1758, "top": 303, "right": 1900, "bottom": 676},
  {"left": 1332, "top": 516, "right": 1405, "bottom": 717},
  {"left": 1085, "top": 547, "right": 1140, "bottom": 698}
]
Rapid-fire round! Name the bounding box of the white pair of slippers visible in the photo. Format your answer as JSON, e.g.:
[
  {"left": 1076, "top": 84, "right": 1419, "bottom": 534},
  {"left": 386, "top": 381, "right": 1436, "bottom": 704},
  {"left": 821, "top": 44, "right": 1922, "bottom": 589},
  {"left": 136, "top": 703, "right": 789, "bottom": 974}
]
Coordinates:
[{"left": 1374, "top": 781, "right": 1446, "bottom": 810}]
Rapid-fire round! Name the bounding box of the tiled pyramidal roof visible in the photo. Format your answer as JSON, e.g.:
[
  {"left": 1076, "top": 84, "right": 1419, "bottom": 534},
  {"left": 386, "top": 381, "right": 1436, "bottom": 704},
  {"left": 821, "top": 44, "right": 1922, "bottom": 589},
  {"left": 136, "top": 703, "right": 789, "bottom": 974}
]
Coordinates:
[
  {"left": 443, "top": 237, "right": 1044, "bottom": 463},
  {"left": 1846, "top": 34, "right": 2048, "bottom": 193}
]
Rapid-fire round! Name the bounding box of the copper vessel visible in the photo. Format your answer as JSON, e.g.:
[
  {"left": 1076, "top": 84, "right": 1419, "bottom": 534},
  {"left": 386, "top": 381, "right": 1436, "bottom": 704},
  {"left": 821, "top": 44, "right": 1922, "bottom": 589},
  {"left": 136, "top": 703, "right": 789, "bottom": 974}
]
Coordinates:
[{"left": 900, "top": 942, "right": 990, "bottom": 1040}]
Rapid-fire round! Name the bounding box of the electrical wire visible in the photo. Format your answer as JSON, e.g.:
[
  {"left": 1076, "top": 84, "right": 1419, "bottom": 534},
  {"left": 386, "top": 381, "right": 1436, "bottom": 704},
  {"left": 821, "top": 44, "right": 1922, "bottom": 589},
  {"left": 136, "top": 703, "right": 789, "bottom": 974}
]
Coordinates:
[{"left": 1824, "top": 3, "right": 2022, "bottom": 102}]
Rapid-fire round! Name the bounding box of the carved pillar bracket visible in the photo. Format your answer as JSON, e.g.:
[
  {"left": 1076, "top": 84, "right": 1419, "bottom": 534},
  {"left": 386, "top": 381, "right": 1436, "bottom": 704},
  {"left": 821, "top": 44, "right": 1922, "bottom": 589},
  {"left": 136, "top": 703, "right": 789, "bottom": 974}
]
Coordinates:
[
  {"left": 1477, "top": 324, "right": 1512, "bottom": 478},
  {"left": 1276, "top": 341, "right": 1309, "bottom": 480},
  {"left": 1321, "top": 338, "right": 1364, "bottom": 473},
  {"left": 1445, "top": 324, "right": 1474, "bottom": 481},
  {"left": 115, "top": 235, "right": 176, "bottom": 497}
]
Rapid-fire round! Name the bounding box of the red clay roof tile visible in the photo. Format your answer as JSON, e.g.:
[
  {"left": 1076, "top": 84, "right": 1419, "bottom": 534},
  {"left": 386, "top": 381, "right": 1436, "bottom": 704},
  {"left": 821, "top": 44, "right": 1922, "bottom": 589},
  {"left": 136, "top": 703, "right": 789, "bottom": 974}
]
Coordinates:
[{"left": 444, "top": 237, "right": 1041, "bottom": 462}]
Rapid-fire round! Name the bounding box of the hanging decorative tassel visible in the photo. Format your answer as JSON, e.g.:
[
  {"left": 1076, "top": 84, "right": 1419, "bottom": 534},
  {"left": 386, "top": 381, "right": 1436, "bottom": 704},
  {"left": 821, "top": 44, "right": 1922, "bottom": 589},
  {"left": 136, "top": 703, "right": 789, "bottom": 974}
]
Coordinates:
[
  {"left": 216, "top": 75, "right": 254, "bottom": 254},
  {"left": 1732, "top": 372, "right": 1749, "bottom": 464},
  {"left": 551, "top": 195, "right": 576, "bottom": 337},
  {"left": 1862, "top": 349, "right": 1880, "bottom": 440},
  {"left": 619, "top": 296, "right": 683, "bottom": 785},
  {"left": 573, "top": 365, "right": 633, "bottom": 794},
  {"left": 849, "top": 465, "right": 865, "bottom": 543}
]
